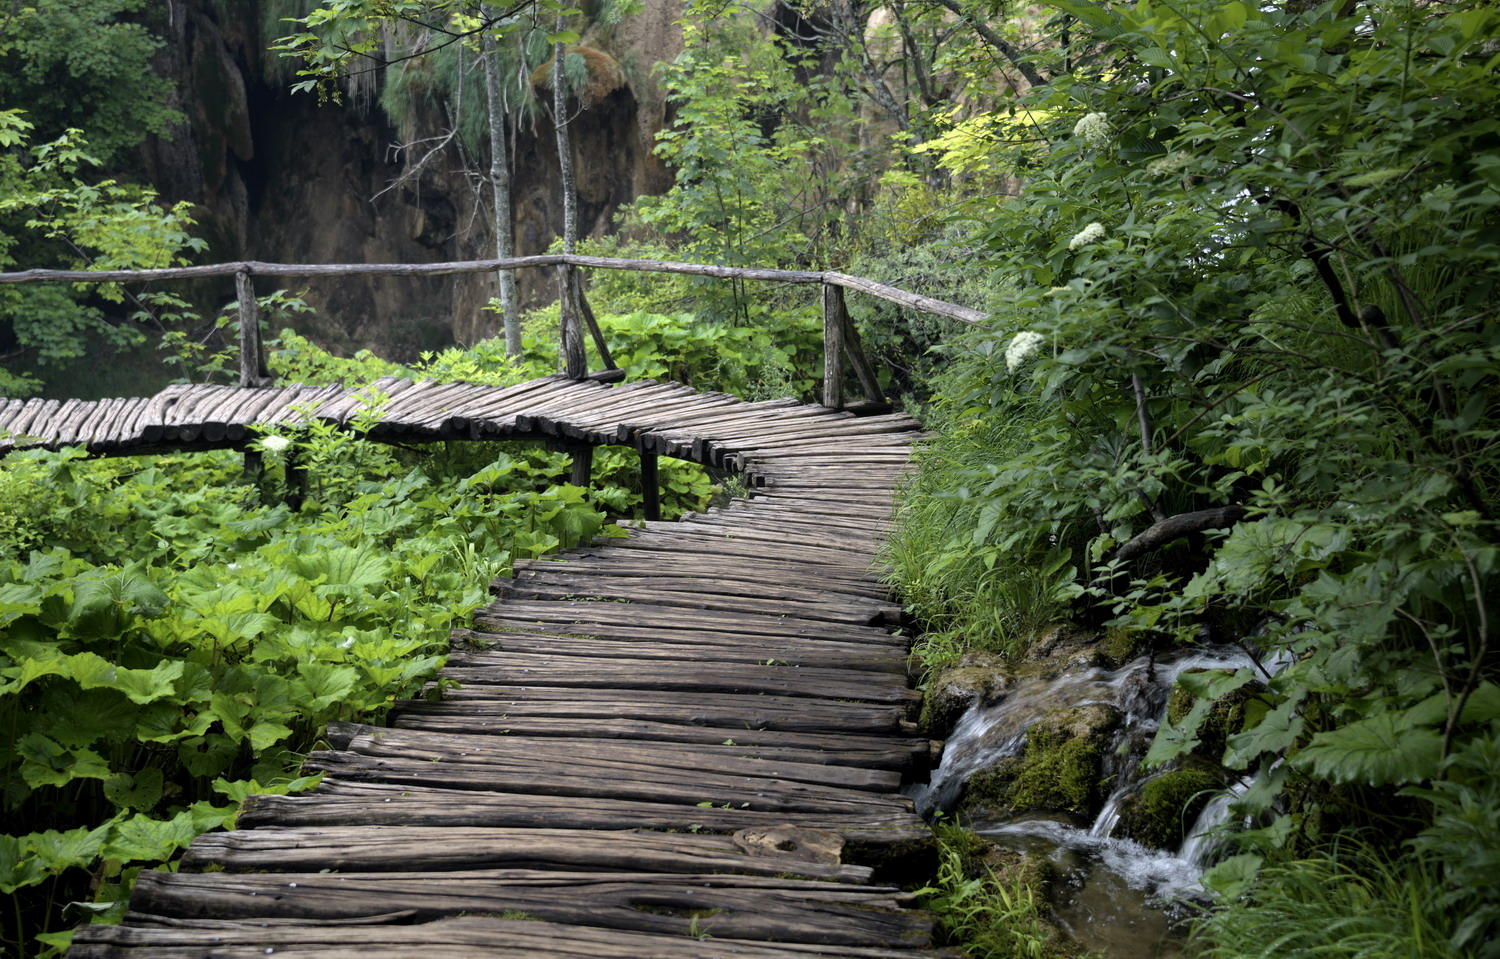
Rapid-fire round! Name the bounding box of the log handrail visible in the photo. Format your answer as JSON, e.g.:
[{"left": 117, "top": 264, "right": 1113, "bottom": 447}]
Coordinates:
[{"left": 0, "top": 254, "right": 988, "bottom": 401}]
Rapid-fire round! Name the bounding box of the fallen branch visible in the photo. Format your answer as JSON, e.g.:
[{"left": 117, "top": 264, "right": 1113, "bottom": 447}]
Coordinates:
[{"left": 1112, "top": 505, "right": 1248, "bottom": 563}]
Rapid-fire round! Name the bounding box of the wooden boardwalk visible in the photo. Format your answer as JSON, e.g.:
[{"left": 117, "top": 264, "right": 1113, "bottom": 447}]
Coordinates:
[{"left": 7, "top": 376, "right": 946, "bottom": 957}]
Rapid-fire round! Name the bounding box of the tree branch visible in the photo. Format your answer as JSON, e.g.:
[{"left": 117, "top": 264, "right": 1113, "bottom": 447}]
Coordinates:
[
  {"left": 928, "top": 0, "right": 1047, "bottom": 88},
  {"left": 1112, "top": 506, "right": 1248, "bottom": 563}
]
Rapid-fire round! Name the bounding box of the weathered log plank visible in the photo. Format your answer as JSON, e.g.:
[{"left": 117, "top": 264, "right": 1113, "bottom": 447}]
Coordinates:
[
  {"left": 179, "top": 827, "right": 876, "bottom": 880},
  {"left": 72, "top": 914, "right": 963, "bottom": 958},
  {"left": 396, "top": 685, "right": 910, "bottom": 732},
  {"left": 124, "top": 870, "right": 933, "bottom": 947},
  {"left": 236, "top": 781, "right": 933, "bottom": 847}
]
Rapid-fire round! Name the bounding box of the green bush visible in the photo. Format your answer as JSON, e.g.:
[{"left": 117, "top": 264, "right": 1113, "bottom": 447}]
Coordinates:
[{"left": 888, "top": 0, "right": 1498, "bottom": 948}]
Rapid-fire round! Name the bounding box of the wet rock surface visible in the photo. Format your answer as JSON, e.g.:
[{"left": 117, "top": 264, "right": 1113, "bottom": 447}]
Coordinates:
[
  {"left": 919, "top": 650, "right": 1012, "bottom": 735},
  {"left": 957, "top": 704, "right": 1122, "bottom": 822},
  {"left": 1115, "top": 764, "right": 1227, "bottom": 850},
  {"left": 911, "top": 630, "right": 1263, "bottom": 957}
]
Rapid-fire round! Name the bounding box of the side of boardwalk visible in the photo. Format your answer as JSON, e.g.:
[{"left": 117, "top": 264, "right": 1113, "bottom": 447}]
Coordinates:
[{"left": 16, "top": 377, "right": 950, "bottom": 957}]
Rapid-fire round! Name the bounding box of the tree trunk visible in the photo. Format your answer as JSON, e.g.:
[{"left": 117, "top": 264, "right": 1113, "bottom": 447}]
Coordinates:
[
  {"left": 482, "top": 10, "right": 521, "bottom": 356},
  {"left": 552, "top": 20, "right": 578, "bottom": 254}
]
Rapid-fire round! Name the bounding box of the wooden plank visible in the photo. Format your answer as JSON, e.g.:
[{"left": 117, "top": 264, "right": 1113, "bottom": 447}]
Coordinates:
[
  {"left": 472, "top": 601, "right": 905, "bottom": 646},
  {"left": 337, "top": 725, "right": 907, "bottom": 785},
  {"left": 395, "top": 686, "right": 909, "bottom": 733},
  {"left": 492, "top": 581, "right": 886, "bottom": 626},
  {"left": 497, "top": 570, "right": 892, "bottom": 615},
  {"left": 125, "top": 870, "right": 931, "bottom": 947},
  {"left": 179, "top": 827, "right": 876, "bottom": 881},
  {"left": 237, "top": 780, "right": 932, "bottom": 845},
  {"left": 451, "top": 628, "right": 906, "bottom": 672},
  {"left": 592, "top": 534, "right": 880, "bottom": 575},
  {"left": 325, "top": 727, "right": 902, "bottom": 792},
  {"left": 436, "top": 652, "right": 919, "bottom": 706},
  {"left": 72, "top": 915, "right": 959, "bottom": 958},
  {"left": 380, "top": 716, "right": 925, "bottom": 768},
  {"left": 505, "top": 557, "right": 890, "bottom": 599}
]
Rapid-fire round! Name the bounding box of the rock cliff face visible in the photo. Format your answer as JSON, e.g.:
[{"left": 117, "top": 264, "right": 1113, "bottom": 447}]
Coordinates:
[{"left": 138, "top": 0, "right": 681, "bottom": 359}]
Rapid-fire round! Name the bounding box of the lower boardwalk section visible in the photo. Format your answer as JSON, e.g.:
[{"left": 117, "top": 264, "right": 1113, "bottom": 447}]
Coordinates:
[{"left": 50, "top": 376, "right": 945, "bottom": 956}]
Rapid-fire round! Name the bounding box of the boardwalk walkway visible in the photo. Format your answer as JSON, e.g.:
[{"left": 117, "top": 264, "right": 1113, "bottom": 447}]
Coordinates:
[{"left": 3, "top": 376, "right": 946, "bottom": 957}]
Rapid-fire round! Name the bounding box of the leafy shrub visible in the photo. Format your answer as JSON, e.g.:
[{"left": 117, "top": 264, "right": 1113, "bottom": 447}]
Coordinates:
[
  {"left": 0, "top": 438, "right": 616, "bottom": 950},
  {"left": 888, "top": 0, "right": 1499, "bottom": 943}
]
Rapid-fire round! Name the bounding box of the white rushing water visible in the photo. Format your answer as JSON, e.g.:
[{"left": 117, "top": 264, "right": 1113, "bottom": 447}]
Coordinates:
[
  {"left": 914, "top": 647, "right": 1256, "bottom": 819},
  {"left": 911, "top": 644, "right": 1269, "bottom": 956}
]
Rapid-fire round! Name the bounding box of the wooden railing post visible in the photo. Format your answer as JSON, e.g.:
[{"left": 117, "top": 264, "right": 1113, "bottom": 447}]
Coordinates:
[
  {"left": 822, "top": 282, "right": 846, "bottom": 409},
  {"left": 557, "top": 265, "right": 588, "bottom": 380},
  {"left": 235, "top": 270, "right": 271, "bottom": 388}
]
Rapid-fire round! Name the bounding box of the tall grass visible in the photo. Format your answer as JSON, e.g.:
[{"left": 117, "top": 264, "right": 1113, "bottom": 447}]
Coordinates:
[
  {"left": 883, "top": 357, "right": 1065, "bottom": 672},
  {"left": 915, "top": 825, "right": 1060, "bottom": 959},
  {"left": 1189, "top": 851, "right": 1471, "bottom": 959}
]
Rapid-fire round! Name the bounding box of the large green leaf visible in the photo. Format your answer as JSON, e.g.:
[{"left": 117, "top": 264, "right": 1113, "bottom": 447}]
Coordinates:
[
  {"left": 1295, "top": 712, "right": 1444, "bottom": 785},
  {"left": 68, "top": 565, "right": 167, "bottom": 638},
  {"left": 103, "top": 769, "right": 164, "bottom": 812},
  {"left": 0, "top": 835, "right": 49, "bottom": 894},
  {"left": 25, "top": 822, "right": 110, "bottom": 873},
  {"left": 111, "top": 660, "right": 184, "bottom": 705},
  {"left": 296, "top": 661, "right": 359, "bottom": 711}
]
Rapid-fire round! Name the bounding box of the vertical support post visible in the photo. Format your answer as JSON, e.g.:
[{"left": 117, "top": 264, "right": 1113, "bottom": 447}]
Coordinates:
[
  {"left": 236, "top": 270, "right": 270, "bottom": 388},
  {"left": 243, "top": 448, "right": 264, "bottom": 503},
  {"left": 558, "top": 265, "right": 588, "bottom": 380},
  {"left": 639, "top": 448, "right": 660, "bottom": 522},
  {"left": 284, "top": 448, "right": 307, "bottom": 511},
  {"left": 569, "top": 443, "right": 593, "bottom": 488},
  {"left": 821, "top": 282, "right": 846, "bottom": 409}
]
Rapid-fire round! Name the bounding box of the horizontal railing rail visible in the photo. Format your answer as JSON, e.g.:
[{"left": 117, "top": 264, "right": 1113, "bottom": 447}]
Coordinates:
[{"left": 0, "top": 254, "right": 988, "bottom": 406}]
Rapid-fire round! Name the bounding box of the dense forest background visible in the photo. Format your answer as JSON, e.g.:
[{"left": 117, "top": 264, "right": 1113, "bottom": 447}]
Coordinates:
[{"left": 2, "top": 0, "right": 1497, "bottom": 956}]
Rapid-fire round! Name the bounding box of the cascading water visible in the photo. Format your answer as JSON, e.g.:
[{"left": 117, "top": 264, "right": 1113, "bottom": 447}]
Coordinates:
[{"left": 912, "top": 645, "right": 1262, "bottom": 956}]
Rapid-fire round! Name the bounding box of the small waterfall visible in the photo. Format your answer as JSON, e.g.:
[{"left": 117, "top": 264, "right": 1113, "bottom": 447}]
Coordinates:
[
  {"left": 916, "top": 647, "right": 1255, "bottom": 819},
  {"left": 913, "top": 668, "right": 1114, "bottom": 815},
  {"left": 915, "top": 644, "right": 1267, "bottom": 955},
  {"left": 1179, "top": 777, "right": 1252, "bottom": 868}
]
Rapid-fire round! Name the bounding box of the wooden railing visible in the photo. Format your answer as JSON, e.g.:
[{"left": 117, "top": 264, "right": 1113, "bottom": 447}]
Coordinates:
[{"left": 0, "top": 255, "right": 986, "bottom": 409}]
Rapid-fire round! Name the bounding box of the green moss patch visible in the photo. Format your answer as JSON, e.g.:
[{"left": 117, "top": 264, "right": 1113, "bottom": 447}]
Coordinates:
[
  {"left": 1118, "top": 766, "right": 1225, "bottom": 850},
  {"left": 959, "top": 705, "right": 1120, "bottom": 820}
]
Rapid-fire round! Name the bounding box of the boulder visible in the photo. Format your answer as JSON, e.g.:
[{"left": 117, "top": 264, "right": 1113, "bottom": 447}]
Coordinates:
[
  {"left": 958, "top": 703, "right": 1123, "bottom": 821},
  {"left": 920, "top": 650, "right": 1012, "bottom": 735}
]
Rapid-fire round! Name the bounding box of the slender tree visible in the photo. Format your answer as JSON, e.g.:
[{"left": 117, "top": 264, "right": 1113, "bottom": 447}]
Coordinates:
[
  {"left": 481, "top": 5, "right": 522, "bottom": 355},
  {"left": 551, "top": 15, "right": 578, "bottom": 253}
]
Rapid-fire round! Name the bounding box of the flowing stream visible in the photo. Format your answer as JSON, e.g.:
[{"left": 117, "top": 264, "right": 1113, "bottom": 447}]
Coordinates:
[{"left": 911, "top": 647, "right": 1261, "bottom": 956}]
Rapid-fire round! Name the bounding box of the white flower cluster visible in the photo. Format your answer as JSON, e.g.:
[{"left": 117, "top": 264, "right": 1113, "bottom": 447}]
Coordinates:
[
  {"left": 1146, "top": 151, "right": 1191, "bottom": 177},
  {"left": 1005, "top": 331, "right": 1046, "bottom": 372},
  {"left": 1073, "top": 111, "right": 1111, "bottom": 149},
  {"left": 1069, "top": 222, "right": 1107, "bottom": 251},
  {"left": 260, "top": 434, "right": 291, "bottom": 453}
]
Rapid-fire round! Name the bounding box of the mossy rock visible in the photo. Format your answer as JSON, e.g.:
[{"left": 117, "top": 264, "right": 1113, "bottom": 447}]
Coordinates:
[
  {"left": 1165, "top": 668, "right": 1261, "bottom": 760},
  {"left": 920, "top": 651, "right": 1012, "bottom": 735},
  {"left": 958, "top": 704, "right": 1121, "bottom": 821},
  {"left": 1098, "top": 626, "right": 1144, "bottom": 667},
  {"left": 1116, "top": 764, "right": 1225, "bottom": 850}
]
